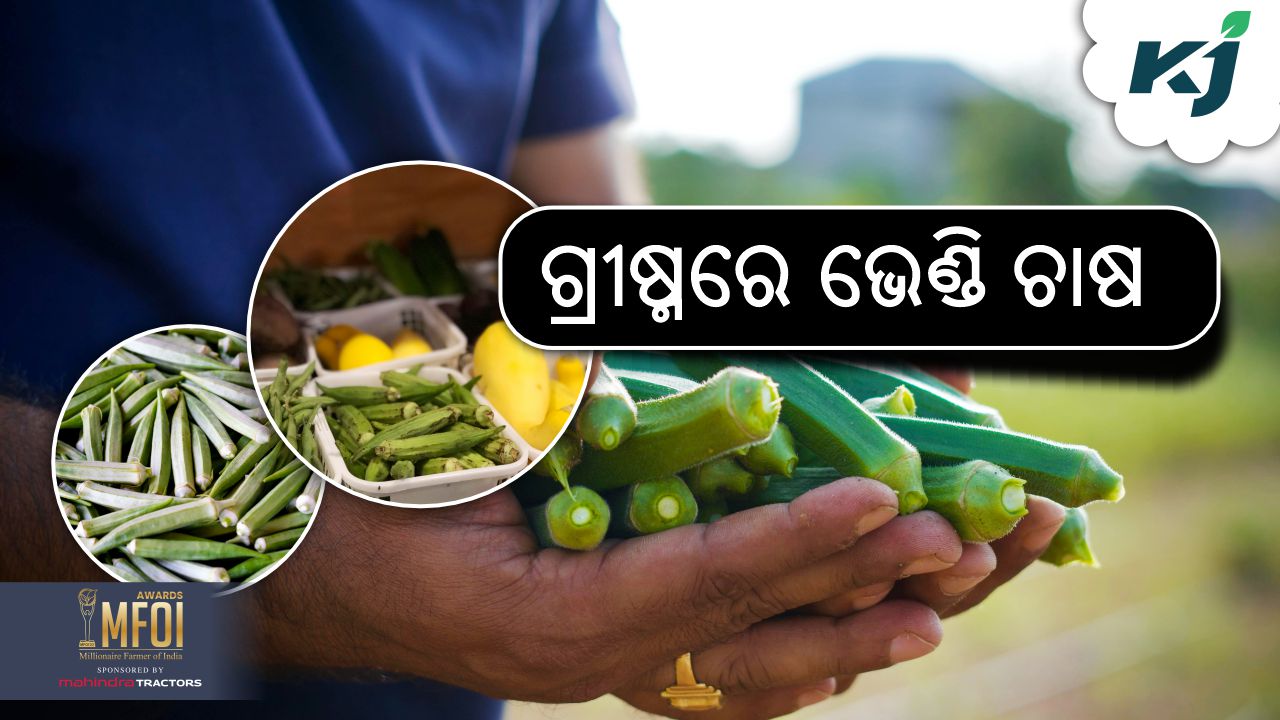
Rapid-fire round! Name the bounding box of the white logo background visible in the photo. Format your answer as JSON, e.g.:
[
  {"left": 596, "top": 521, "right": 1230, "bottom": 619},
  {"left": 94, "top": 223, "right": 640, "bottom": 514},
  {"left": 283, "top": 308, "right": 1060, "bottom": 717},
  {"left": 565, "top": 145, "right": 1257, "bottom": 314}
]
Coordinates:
[{"left": 1083, "top": 1, "right": 1280, "bottom": 163}]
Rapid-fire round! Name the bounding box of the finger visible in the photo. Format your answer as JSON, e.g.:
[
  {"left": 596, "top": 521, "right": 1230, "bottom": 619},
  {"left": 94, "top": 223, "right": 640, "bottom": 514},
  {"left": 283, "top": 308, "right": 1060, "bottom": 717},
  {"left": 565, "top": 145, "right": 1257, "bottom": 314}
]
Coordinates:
[
  {"left": 601, "top": 477, "right": 899, "bottom": 638},
  {"left": 586, "top": 351, "right": 603, "bottom": 390},
  {"left": 919, "top": 366, "right": 973, "bottom": 394},
  {"left": 801, "top": 510, "right": 963, "bottom": 616},
  {"left": 943, "top": 497, "right": 1067, "bottom": 617},
  {"left": 618, "top": 678, "right": 838, "bottom": 720},
  {"left": 633, "top": 600, "right": 941, "bottom": 695},
  {"left": 834, "top": 675, "right": 857, "bottom": 695},
  {"left": 894, "top": 541, "right": 997, "bottom": 614}
]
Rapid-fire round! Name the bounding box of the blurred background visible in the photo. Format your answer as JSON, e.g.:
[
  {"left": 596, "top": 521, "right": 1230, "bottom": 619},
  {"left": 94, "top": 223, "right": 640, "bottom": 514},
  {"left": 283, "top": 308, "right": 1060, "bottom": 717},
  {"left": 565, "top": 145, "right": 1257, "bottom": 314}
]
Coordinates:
[{"left": 509, "top": 1, "right": 1280, "bottom": 718}]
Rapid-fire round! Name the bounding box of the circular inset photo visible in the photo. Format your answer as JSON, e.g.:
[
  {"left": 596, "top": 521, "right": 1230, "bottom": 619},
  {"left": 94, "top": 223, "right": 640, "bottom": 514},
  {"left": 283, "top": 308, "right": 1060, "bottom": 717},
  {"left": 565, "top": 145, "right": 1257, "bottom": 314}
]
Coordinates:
[
  {"left": 248, "top": 161, "right": 587, "bottom": 507},
  {"left": 51, "top": 325, "right": 323, "bottom": 590}
]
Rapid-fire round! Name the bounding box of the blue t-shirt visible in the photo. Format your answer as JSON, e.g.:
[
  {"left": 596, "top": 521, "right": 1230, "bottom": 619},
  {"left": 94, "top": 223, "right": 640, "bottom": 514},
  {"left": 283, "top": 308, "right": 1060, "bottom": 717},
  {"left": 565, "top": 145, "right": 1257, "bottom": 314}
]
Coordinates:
[
  {"left": 0, "top": 2, "right": 629, "bottom": 717},
  {"left": 0, "top": 0, "right": 631, "bottom": 391}
]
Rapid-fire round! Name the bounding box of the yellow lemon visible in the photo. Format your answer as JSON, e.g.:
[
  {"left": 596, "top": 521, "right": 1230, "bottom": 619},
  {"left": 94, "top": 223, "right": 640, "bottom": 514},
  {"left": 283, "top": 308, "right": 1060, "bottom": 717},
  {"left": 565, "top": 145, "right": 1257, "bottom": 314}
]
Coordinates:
[
  {"left": 391, "top": 328, "right": 433, "bottom": 359},
  {"left": 314, "top": 334, "right": 340, "bottom": 369},
  {"left": 321, "top": 323, "right": 361, "bottom": 345},
  {"left": 337, "top": 333, "right": 394, "bottom": 370}
]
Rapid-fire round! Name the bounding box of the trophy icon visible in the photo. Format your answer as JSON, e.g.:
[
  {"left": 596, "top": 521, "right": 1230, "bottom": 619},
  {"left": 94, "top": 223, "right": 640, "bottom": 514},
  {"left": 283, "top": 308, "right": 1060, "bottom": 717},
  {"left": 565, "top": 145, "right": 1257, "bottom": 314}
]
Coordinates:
[{"left": 77, "top": 588, "right": 97, "bottom": 648}]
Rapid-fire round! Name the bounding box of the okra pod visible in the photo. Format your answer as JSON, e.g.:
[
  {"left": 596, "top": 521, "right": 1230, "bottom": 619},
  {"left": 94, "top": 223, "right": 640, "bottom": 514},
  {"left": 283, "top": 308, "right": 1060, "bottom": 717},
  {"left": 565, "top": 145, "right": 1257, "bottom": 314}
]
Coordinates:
[
  {"left": 572, "top": 367, "right": 781, "bottom": 492},
  {"left": 74, "top": 499, "right": 173, "bottom": 538},
  {"left": 169, "top": 395, "right": 195, "bottom": 497},
  {"left": 477, "top": 437, "right": 521, "bottom": 465},
  {"left": 457, "top": 451, "right": 494, "bottom": 469},
  {"left": 739, "top": 422, "right": 798, "bottom": 477},
  {"left": 127, "top": 537, "right": 263, "bottom": 561},
  {"left": 364, "top": 458, "right": 389, "bottom": 482},
  {"left": 74, "top": 362, "right": 154, "bottom": 396},
  {"left": 110, "top": 348, "right": 167, "bottom": 382},
  {"left": 686, "top": 457, "right": 758, "bottom": 502},
  {"left": 254, "top": 527, "right": 304, "bottom": 553},
  {"left": 923, "top": 461, "right": 1028, "bottom": 543},
  {"left": 390, "top": 459, "right": 416, "bottom": 479},
  {"left": 80, "top": 405, "right": 104, "bottom": 461},
  {"left": 120, "top": 375, "right": 183, "bottom": 420},
  {"left": 379, "top": 371, "right": 449, "bottom": 402},
  {"left": 1040, "top": 507, "right": 1099, "bottom": 567},
  {"left": 352, "top": 406, "right": 459, "bottom": 460},
  {"left": 876, "top": 415, "right": 1125, "bottom": 507},
  {"left": 207, "top": 439, "right": 275, "bottom": 498},
  {"left": 374, "top": 425, "right": 503, "bottom": 461},
  {"left": 236, "top": 465, "right": 309, "bottom": 539},
  {"left": 147, "top": 395, "right": 171, "bottom": 494},
  {"left": 358, "top": 401, "right": 421, "bottom": 424},
  {"left": 532, "top": 429, "right": 582, "bottom": 494},
  {"left": 251, "top": 511, "right": 309, "bottom": 538},
  {"left": 445, "top": 403, "right": 495, "bottom": 428},
  {"left": 191, "top": 424, "right": 213, "bottom": 490},
  {"left": 217, "top": 334, "right": 247, "bottom": 355},
  {"left": 104, "top": 389, "right": 124, "bottom": 462},
  {"left": 184, "top": 391, "right": 236, "bottom": 459},
  {"left": 418, "top": 457, "right": 464, "bottom": 475},
  {"left": 861, "top": 385, "right": 917, "bottom": 416},
  {"left": 111, "top": 557, "right": 149, "bottom": 583},
  {"left": 219, "top": 442, "right": 283, "bottom": 527},
  {"left": 75, "top": 481, "right": 181, "bottom": 510},
  {"left": 606, "top": 475, "right": 698, "bottom": 537},
  {"left": 295, "top": 475, "right": 322, "bottom": 514},
  {"left": 93, "top": 497, "right": 219, "bottom": 555},
  {"left": 318, "top": 384, "right": 400, "bottom": 407},
  {"left": 123, "top": 334, "right": 233, "bottom": 371},
  {"left": 227, "top": 551, "right": 288, "bottom": 581},
  {"left": 806, "top": 359, "right": 1005, "bottom": 428},
  {"left": 126, "top": 553, "right": 186, "bottom": 582},
  {"left": 182, "top": 382, "right": 271, "bottom": 444},
  {"left": 56, "top": 459, "right": 148, "bottom": 486},
  {"left": 56, "top": 440, "right": 86, "bottom": 461},
  {"left": 576, "top": 365, "right": 637, "bottom": 451},
  {"left": 181, "top": 370, "right": 259, "bottom": 408},
  {"left": 125, "top": 401, "right": 155, "bottom": 464},
  {"left": 156, "top": 559, "right": 230, "bottom": 583},
  {"left": 527, "top": 486, "right": 611, "bottom": 551}
]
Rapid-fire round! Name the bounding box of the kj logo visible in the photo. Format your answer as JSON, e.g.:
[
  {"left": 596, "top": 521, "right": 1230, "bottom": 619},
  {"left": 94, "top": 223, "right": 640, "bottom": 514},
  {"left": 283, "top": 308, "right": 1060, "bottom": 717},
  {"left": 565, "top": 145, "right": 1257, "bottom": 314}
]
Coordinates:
[{"left": 1084, "top": 2, "right": 1280, "bottom": 163}]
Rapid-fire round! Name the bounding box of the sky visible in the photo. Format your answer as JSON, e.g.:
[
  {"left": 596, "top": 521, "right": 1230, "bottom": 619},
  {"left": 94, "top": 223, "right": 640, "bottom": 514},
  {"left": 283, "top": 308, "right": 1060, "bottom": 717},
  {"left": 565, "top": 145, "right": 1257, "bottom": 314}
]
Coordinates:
[{"left": 608, "top": 0, "right": 1279, "bottom": 198}]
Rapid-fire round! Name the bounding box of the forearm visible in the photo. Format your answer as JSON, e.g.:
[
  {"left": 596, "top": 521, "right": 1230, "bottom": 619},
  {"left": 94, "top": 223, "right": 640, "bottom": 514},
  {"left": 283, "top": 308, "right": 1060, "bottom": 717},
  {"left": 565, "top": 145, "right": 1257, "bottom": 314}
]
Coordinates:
[
  {"left": 0, "top": 396, "right": 109, "bottom": 581},
  {"left": 510, "top": 121, "right": 650, "bottom": 205}
]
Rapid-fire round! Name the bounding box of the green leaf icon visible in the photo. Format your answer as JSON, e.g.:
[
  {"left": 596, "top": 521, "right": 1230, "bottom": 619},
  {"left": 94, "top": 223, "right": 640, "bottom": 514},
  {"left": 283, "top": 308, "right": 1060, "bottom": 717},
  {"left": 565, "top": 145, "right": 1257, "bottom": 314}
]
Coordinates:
[{"left": 1222, "top": 10, "right": 1251, "bottom": 38}]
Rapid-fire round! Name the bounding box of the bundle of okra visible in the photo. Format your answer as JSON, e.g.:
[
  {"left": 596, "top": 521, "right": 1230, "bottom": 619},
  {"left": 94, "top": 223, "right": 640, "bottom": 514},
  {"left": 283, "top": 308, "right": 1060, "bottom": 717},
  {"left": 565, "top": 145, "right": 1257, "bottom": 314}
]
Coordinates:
[
  {"left": 516, "top": 351, "right": 1119, "bottom": 568},
  {"left": 54, "top": 329, "right": 322, "bottom": 586},
  {"left": 263, "top": 362, "right": 522, "bottom": 484}
]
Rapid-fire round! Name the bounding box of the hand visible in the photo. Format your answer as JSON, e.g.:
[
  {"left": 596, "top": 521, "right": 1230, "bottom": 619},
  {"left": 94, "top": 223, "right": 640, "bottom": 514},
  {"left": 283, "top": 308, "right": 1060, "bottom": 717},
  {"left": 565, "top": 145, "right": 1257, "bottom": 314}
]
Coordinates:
[{"left": 248, "top": 475, "right": 958, "bottom": 712}]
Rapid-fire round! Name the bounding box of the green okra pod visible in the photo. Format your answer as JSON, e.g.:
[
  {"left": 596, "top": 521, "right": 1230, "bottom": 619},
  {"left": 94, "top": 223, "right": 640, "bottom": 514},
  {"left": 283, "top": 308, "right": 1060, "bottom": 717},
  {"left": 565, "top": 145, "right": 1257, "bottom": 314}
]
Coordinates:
[
  {"left": 389, "top": 459, "right": 416, "bottom": 480},
  {"left": 739, "top": 422, "right": 797, "bottom": 477},
  {"left": 572, "top": 367, "right": 781, "bottom": 492},
  {"left": 374, "top": 425, "right": 503, "bottom": 461},
  {"left": 125, "top": 401, "right": 156, "bottom": 464},
  {"left": 155, "top": 559, "right": 230, "bottom": 583},
  {"left": 181, "top": 370, "right": 259, "bottom": 408},
  {"left": 923, "top": 461, "right": 1028, "bottom": 543},
  {"left": 318, "top": 384, "right": 400, "bottom": 407},
  {"left": 125, "top": 554, "right": 186, "bottom": 582},
  {"left": 236, "top": 465, "right": 309, "bottom": 539},
  {"left": 379, "top": 371, "right": 449, "bottom": 402},
  {"left": 876, "top": 415, "right": 1125, "bottom": 507},
  {"left": 74, "top": 362, "right": 154, "bottom": 396},
  {"left": 251, "top": 512, "right": 309, "bottom": 538},
  {"left": 606, "top": 475, "right": 698, "bottom": 537},
  {"left": 457, "top": 451, "right": 494, "bottom": 469},
  {"left": 532, "top": 429, "right": 582, "bottom": 494},
  {"left": 685, "top": 457, "right": 757, "bottom": 503},
  {"left": 358, "top": 401, "right": 421, "bottom": 424},
  {"left": 527, "top": 486, "right": 611, "bottom": 551},
  {"left": 806, "top": 359, "right": 1005, "bottom": 428},
  {"left": 110, "top": 557, "right": 149, "bottom": 583},
  {"left": 122, "top": 335, "right": 233, "bottom": 371},
  {"left": 56, "top": 460, "right": 148, "bottom": 486},
  {"left": 254, "top": 528, "right": 304, "bottom": 553},
  {"left": 418, "top": 457, "right": 464, "bottom": 475},
  {"left": 576, "top": 365, "right": 637, "bottom": 451},
  {"left": 218, "top": 442, "right": 284, "bottom": 528},
  {"left": 93, "top": 497, "right": 220, "bottom": 555},
  {"left": 74, "top": 499, "right": 174, "bottom": 538},
  {"left": 861, "top": 385, "right": 917, "bottom": 416},
  {"left": 477, "top": 437, "right": 521, "bottom": 465},
  {"left": 57, "top": 440, "right": 86, "bottom": 461},
  {"left": 352, "top": 405, "right": 459, "bottom": 460},
  {"left": 263, "top": 459, "right": 304, "bottom": 483},
  {"left": 364, "top": 458, "right": 389, "bottom": 482},
  {"left": 75, "top": 481, "right": 182, "bottom": 510},
  {"left": 147, "top": 395, "right": 171, "bottom": 495},
  {"left": 110, "top": 348, "right": 167, "bottom": 382},
  {"left": 181, "top": 382, "right": 271, "bottom": 444},
  {"left": 207, "top": 439, "right": 275, "bottom": 498},
  {"left": 445, "top": 403, "right": 495, "bottom": 428},
  {"left": 170, "top": 395, "right": 195, "bottom": 497},
  {"left": 120, "top": 375, "right": 183, "bottom": 420},
  {"left": 104, "top": 389, "right": 124, "bottom": 463},
  {"left": 1040, "top": 506, "right": 1099, "bottom": 567},
  {"left": 127, "top": 537, "right": 263, "bottom": 562},
  {"left": 80, "top": 405, "right": 104, "bottom": 461},
  {"left": 217, "top": 334, "right": 247, "bottom": 355},
  {"left": 191, "top": 424, "right": 213, "bottom": 491},
  {"left": 227, "top": 551, "right": 288, "bottom": 581}
]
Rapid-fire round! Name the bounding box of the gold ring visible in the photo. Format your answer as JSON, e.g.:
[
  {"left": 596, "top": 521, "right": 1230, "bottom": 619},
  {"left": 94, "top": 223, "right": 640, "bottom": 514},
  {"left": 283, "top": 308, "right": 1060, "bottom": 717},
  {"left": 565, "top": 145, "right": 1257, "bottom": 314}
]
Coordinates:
[{"left": 661, "top": 652, "right": 723, "bottom": 711}]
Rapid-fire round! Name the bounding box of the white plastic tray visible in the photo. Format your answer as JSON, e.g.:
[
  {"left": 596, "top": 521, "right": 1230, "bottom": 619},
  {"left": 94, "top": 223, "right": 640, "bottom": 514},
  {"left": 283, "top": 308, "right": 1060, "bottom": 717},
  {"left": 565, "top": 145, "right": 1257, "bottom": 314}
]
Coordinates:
[
  {"left": 313, "top": 366, "right": 530, "bottom": 505},
  {"left": 266, "top": 266, "right": 400, "bottom": 323},
  {"left": 304, "top": 296, "right": 468, "bottom": 378}
]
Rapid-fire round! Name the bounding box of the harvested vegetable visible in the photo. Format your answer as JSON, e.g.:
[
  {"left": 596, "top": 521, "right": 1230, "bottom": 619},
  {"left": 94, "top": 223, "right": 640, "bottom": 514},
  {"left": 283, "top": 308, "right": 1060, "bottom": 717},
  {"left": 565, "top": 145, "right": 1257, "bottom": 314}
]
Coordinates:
[
  {"left": 922, "top": 461, "right": 1028, "bottom": 543},
  {"left": 54, "top": 327, "right": 321, "bottom": 586},
  {"left": 606, "top": 475, "right": 698, "bottom": 537},
  {"left": 527, "top": 486, "right": 611, "bottom": 551},
  {"left": 1040, "top": 506, "right": 1099, "bottom": 567},
  {"left": 576, "top": 364, "right": 638, "bottom": 451},
  {"left": 268, "top": 264, "right": 391, "bottom": 312}
]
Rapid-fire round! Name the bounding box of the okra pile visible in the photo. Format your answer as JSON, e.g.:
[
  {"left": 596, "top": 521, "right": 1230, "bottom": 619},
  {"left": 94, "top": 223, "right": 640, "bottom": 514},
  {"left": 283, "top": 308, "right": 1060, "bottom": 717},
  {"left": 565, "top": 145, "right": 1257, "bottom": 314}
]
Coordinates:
[
  {"left": 269, "top": 263, "right": 392, "bottom": 311},
  {"left": 54, "top": 328, "right": 322, "bottom": 586},
  {"left": 265, "top": 362, "right": 522, "bottom": 485},
  {"left": 518, "top": 351, "right": 1122, "bottom": 563}
]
